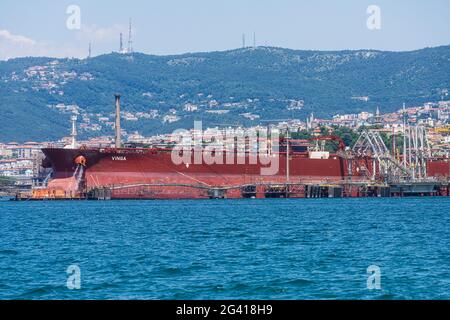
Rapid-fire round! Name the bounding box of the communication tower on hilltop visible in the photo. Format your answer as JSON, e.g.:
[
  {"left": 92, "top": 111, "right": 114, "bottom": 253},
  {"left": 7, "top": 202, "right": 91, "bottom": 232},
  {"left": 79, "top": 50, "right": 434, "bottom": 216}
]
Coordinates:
[
  {"left": 119, "top": 33, "right": 124, "bottom": 53},
  {"left": 128, "top": 18, "right": 133, "bottom": 54}
]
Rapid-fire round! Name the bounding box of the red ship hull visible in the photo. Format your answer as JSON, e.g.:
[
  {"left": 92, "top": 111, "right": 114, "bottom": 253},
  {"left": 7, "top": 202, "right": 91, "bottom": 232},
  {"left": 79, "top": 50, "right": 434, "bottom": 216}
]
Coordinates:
[{"left": 36, "top": 147, "right": 449, "bottom": 199}]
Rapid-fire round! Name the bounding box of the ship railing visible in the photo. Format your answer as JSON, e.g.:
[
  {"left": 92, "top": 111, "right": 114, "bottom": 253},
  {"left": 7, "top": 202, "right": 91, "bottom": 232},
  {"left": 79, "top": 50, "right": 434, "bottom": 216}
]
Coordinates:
[{"left": 91, "top": 178, "right": 387, "bottom": 193}]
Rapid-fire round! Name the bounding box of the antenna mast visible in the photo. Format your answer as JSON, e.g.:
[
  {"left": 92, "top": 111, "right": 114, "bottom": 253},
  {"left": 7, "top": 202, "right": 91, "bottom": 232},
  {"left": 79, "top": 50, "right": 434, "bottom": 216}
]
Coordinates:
[{"left": 128, "top": 18, "right": 133, "bottom": 53}]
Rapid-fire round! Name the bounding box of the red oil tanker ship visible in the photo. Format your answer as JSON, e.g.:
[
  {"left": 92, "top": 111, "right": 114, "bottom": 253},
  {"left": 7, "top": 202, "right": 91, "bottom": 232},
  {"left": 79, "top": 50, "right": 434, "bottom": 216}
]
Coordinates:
[
  {"left": 33, "top": 141, "right": 449, "bottom": 200},
  {"left": 31, "top": 96, "right": 449, "bottom": 200}
]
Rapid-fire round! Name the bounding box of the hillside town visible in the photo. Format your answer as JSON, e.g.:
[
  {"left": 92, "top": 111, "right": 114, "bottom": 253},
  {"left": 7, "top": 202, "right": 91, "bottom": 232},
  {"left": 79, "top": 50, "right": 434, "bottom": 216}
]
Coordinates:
[{"left": 1, "top": 100, "right": 449, "bottom": 190}]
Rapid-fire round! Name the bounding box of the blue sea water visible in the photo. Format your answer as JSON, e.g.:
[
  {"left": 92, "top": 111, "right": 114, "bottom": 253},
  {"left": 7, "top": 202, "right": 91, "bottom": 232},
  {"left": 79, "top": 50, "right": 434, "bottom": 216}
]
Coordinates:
[{"left": 0, "top": 197, "right": 449, "bottom": 300}]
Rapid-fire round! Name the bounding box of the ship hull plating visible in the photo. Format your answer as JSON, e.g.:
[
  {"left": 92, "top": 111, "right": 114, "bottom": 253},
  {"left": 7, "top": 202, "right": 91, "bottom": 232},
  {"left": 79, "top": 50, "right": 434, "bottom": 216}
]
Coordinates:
[{"left": 35, "top": 148, "right": 449, "bottom": 200}]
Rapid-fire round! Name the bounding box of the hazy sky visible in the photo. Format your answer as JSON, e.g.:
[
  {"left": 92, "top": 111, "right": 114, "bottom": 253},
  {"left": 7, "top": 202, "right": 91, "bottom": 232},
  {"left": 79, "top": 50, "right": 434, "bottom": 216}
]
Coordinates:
[{"left": 0, "top": 0, "right": 449, "bottom": 60}]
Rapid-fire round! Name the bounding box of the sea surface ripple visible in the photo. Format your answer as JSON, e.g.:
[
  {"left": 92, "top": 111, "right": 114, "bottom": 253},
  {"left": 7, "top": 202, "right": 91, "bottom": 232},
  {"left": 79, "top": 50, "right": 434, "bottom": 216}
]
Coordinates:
[{"left": 0, "top": 197, "right": 449, "bottom": 300}]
